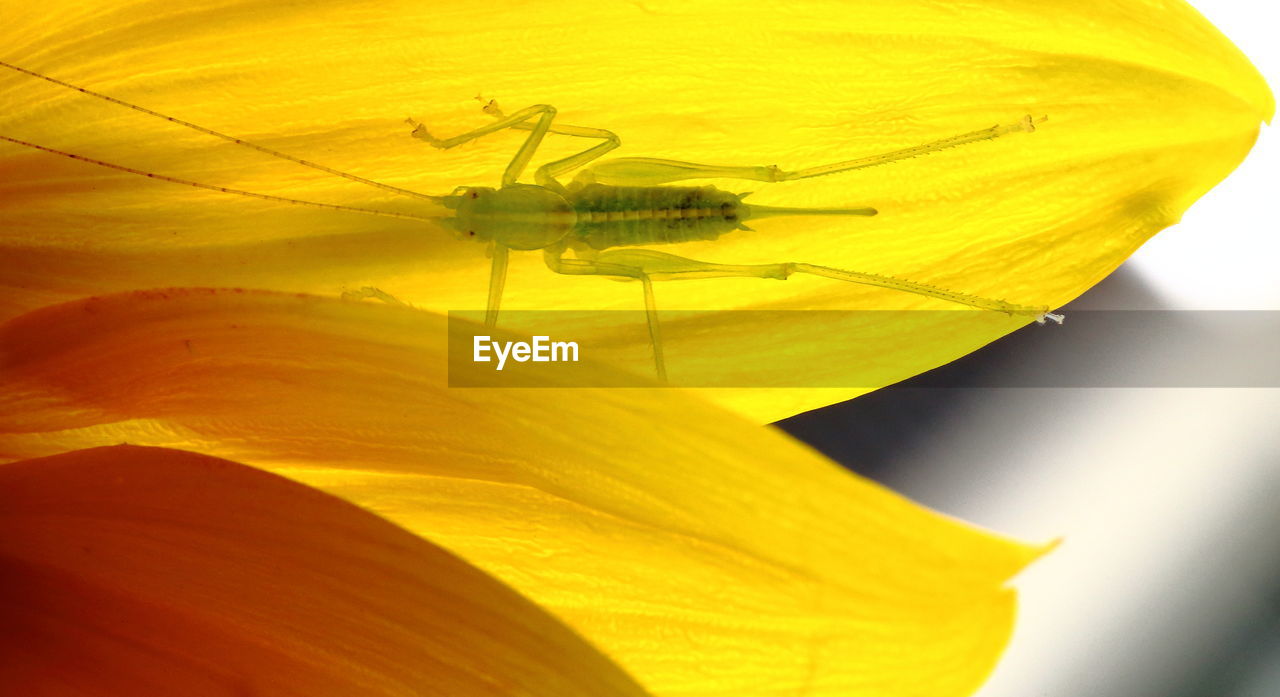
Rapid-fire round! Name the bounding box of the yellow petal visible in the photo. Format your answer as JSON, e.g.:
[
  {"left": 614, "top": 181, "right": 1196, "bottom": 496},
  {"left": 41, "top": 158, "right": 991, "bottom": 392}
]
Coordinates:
[
  {"left": 0, "top": 444, "right": 651, "bottom": 697},
  {"left": 2, "top": 1, "right": 1268, "bottom": 421},
  {"left": 2, "top": 288, "right": 1049, "bottom": 697}
]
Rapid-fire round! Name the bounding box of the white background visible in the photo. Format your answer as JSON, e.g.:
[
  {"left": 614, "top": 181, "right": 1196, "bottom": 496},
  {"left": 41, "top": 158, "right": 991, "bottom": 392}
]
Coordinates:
[{"left": 1130, "top": 3, "right": 1278, "bottom": 311}]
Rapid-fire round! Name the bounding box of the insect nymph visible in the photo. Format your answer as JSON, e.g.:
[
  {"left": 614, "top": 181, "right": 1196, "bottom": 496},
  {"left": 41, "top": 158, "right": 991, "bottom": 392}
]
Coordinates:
[{"left": 2, "top": 61, "right": 1061, "bottom": 379}]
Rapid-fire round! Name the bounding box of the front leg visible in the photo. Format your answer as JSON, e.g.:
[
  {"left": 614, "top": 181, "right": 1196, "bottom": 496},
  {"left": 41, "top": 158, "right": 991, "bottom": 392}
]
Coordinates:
[
  {"left": 411, "top": 102, "right": 621, "bottom": 191},
  {"left": 479, "top": 101, "right": 622, "bottom": 191},
  {"left": 409, "top": 104, "right": 558, "bottom": 187}
]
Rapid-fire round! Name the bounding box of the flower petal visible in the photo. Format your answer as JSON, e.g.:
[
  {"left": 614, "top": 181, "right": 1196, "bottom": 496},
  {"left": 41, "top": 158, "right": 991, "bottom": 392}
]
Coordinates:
[
  {"left": 0, "top": 0, "right": 1271, "bottom": 419},
  {"left": 0, "top": 444, "right": 651, "bottom": 697},
  {"left": 2, "top": 288, "right": 1049, "bottom": 697}
]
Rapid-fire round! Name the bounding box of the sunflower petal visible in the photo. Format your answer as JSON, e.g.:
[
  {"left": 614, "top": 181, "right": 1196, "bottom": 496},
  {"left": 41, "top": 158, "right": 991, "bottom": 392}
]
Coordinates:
[
  {"left": 2, "top": 289, "right": 1049, "bottom": 697},
  {"left": 0, "top": 444, "right": 651, "bottom": 697},
  {"left": 0, "top": 0, "right": 1271, "bottom": 419}
]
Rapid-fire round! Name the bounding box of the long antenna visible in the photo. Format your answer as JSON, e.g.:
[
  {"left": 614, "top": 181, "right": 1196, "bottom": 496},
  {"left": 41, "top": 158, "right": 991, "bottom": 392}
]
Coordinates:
[
  {"left": 0, "top": 59, "right": 443, "bottom": 203},
  {"left": 1, "top": 134, "right": 443, "bottom": 222}
]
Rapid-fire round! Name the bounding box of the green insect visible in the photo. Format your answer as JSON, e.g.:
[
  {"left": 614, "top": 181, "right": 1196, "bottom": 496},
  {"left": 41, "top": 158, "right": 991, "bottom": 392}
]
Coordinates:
[{"left": 1, "top": 60, "right": 1061, "bottom": 380}]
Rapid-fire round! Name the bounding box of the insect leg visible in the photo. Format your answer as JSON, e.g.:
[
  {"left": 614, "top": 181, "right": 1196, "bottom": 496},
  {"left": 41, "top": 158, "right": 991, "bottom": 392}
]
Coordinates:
[
  {"left": 409, "top": 104, "right": 557, "bottom": 187},
  {"left": 575, "top": 157, "right": 785, "bottom": 187},
  {"left": 581, "top": 248, "right": 1064, "bottom": 323},
  {"left": 486, "top": 244, "right": 510, "bottom": 327},
  {"left": 474, "top": 101, "right": 622, "bottom": 190},
  {"left": 542, "top": 248, "right": 667, "bottom": 381},
  {"left": 574, "top": 115, "right": 1044, "bottom": 186},
  {"left": 530, "top": 124, "right": 620, "bottom": 191}
]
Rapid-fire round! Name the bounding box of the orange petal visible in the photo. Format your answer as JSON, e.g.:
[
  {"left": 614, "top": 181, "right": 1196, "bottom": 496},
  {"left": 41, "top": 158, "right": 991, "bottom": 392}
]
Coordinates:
[
  {"left": 1, "top": 289, "right": 1048, "bottom": 697},
  {"left": 0, "top": 444, "right": 651, "bottom": 697}
]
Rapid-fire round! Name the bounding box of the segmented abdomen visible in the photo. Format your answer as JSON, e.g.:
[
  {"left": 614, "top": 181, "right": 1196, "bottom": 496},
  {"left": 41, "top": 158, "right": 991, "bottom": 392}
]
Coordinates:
[{"left": 568, "top": 183, "right": 745, "bottom": 250}]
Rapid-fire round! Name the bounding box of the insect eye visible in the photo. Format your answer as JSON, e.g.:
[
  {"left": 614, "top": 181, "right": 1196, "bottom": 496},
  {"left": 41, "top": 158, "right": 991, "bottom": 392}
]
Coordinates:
[{"left": 470, "top": 191, "right": 480, "bottom": 199}]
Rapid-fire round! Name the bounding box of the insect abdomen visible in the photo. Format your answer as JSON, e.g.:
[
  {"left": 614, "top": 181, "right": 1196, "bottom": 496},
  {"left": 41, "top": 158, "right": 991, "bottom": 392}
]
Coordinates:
[{"left": 569, "top": 183, "right": 745, "bottom": 250}]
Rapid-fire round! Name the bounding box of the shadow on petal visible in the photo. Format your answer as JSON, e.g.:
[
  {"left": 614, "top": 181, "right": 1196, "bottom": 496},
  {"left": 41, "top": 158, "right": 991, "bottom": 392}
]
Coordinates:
[{"left": 0, "top": 444, "right": 652, "bottom": 697}]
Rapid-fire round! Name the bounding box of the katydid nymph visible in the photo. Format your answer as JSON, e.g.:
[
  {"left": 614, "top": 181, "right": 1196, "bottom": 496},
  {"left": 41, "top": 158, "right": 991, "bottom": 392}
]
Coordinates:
[{"left": 0, "top": 60, "right": 1062, "bottom": 381}]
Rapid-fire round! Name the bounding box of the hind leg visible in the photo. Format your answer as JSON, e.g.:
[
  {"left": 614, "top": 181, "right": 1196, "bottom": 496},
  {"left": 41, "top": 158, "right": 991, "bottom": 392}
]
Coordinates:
[
  {"left": 562, "top": 247, "right": 1062, "bottom": 322},
  {"left": 543, "top": 248, "right": 668, "bottom": 381},
  {"left": 572, "top": 115, "right": 1043, "bottom": 187}
]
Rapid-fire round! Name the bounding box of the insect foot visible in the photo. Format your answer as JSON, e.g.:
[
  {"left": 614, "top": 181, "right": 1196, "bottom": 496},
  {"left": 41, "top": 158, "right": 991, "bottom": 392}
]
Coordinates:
[
  {"left": 341, "top": 287, "right": 408, "bottom": 306},
  {"left": 1012, "top": 114, "right": 1046, "bottom": 134},
  {"left": 478, "top": 98, "right": 505, "bottom": 118},
  {"left": 405, "top": 118, "right": 447, "bottom": 149}
]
